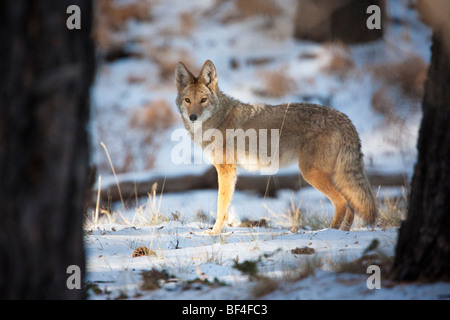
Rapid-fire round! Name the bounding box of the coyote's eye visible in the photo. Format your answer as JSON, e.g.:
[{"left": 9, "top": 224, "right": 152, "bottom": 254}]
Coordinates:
[
  {"left": 184, "top": 98, "right": 191, "bottom": 103},
  {"left": 200, "top": 98, "right": 207, "bottom": 103}
]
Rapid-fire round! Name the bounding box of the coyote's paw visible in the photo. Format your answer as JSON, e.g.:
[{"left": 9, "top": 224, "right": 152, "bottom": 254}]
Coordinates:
[{"left": 203, "top": 228, "right": 221, "bottom": 235}]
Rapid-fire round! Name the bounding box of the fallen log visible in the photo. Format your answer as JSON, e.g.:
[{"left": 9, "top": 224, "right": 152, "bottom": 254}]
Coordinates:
[{"left": 88, "top": 166, "right": 408, "bottom": 207}]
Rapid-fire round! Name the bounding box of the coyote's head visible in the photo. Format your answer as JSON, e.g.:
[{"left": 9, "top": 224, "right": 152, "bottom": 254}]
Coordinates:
[{"left": 175, "top": 60, "right": 219, "bottom": 125}]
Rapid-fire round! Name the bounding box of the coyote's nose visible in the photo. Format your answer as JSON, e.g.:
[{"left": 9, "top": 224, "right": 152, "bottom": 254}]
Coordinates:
[{"left": 189, "top": 114, "right": 198, "bottom": 122}]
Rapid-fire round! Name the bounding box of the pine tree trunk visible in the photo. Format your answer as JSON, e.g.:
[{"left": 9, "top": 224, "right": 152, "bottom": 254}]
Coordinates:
[
  {"left": 392, "top": 31, "right": 450, "bottom": 281},
  {"left": 0, "top": 1, "right": 94, "bottom": 299}
]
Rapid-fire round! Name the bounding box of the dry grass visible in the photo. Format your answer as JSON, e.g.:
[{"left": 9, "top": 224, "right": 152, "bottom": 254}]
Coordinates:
[
  {"left": 131, "top": 185, "right": 170, "bottom": 226},
  {"left": 235, "top": 0, "right": 282, "bottom": 19},
  {"left": 370, "top": 86, "right": 420, "bottom": 159},
  {"left": 85, "top": 181, "right": 170, "bottom": 228},
  {"left": 140, "top": 269, "right": 171, "bottom": 291},
  {"left": 322, "top": 42, "right": 355, "bottom": 78},
  {"left": 251, "top": 277, "right": 279, "bottom": 298},
  {"left": 331, "top": 238, "right": 393, "bottom": 277},
  {"left": 145, "top": 45, "right": 197, "bottom": 81},
  {"left": 377, "top": 187, "right": 408, "bottom": 229},
  {"left": 371, "top": 55, "right": 428, "bottom": 100},
  {"left": 266, "top": 197, "right": 331, "bottom": 232},
  {"left": 127, "top": 74, "right": 147, "bottom": 84},
  {"left": 178, "top": 11, "right": 197, "bottom": 37},
  {"left": 370, "top": 87, "right": 397, "bottom": 123},
  {"left": 285, "top": 198, "right": 303, "bottom": 233},
  {"left": 220, "top": 0, "right": 282, "bottom": 23},
  {"left": 126, "top": 100, "right": 177, "bottom": 171},
  {"left": 332, "top": 252, "right": 392, "bottom": 275},
  {"left": 94, "top": 0, "right": 152, "bottom": 52},
  {"left": 280, "top": 255, "right": 324, "bottom": 285},
  {"left": 129, "top": 99, "right": 176, "bottom": 132},
  {"left": 218, "top": 0, "right": 291, "bottom": 40},
  {"left": 157, "top": 9, "right": 198, "bottom": 38},
  {"left": 369, "top": 54, "right": 427, "bottom": 132},
  {"left": 255, "top": 67, "right": 297, "bottom": 98},
  {"left": 251, "top": 254, "right": 322, "bottom": 298}
]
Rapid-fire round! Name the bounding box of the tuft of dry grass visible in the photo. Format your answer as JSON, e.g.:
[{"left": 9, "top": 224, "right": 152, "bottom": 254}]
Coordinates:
[
  {"left": 291, "top": 247, "right": 315, "bottom": 255},
  {"left": 235, "top": 0, "right": 282, "bottom": 19},
  {"left": 251, "top": 277, "right": 279, "bottom": 298},
  {"left": 178, "top": 11, "right": 197, "bottom": 37},
  {"left": 255, "top": 67, "right": 297, "bottom": 98},
  {"left": 371, "top": 87, "right": 395, "bottom": 118},
  {"left": 370, "top": 87, "right": 406, "bottom": 128},
  {"left": 296, "top": 255, "right": 323, "bottom": 280},
  {"left": 331, "top": 239, "right": 393, "bottom": 276},
  {"left": 266, "top": 197, "right": 331, "bottom": 232},
  {"left": 377, "top": 187, "right": 408, "bottom": 229},
  {"left": 99, "top": 0, "right": 152, "bottom": 30},
  {"left": 221, "top": 0, "right": 282, "bottom": 23},
  {"left": 140, "top": 269, "right": 171, "bottom": 291},
  {"left": 252, "top": 254, "right": 322, "bottom": 298},
  {"left": 131, "top": 183, "right": 170, "bottom": 226},
  {"left": 129, "top": 99, "right": 176, "bottom": 132},
  {"left": 371, "top": 55, "right": 428, "bottom": 100},
  {"left": 332, "top": 253, "right": 392, "bottom": 275},
  {"left": 145, "top": 45, "right": 196, "bottom": 81},
  {"left": 322, "top": 42, "right": 355, "bottom": 78},
  {"left": 286, "top": 198, "right": 303, "bottom": 233},
  {"left": 127, "top": 74, "right": 147, "bottom": 84},
  {"left": 370, "top": 55, "right": 427, "bottom": 132},
  {"left": 94, "top": 0, "right": 152, "bottom": 52}
]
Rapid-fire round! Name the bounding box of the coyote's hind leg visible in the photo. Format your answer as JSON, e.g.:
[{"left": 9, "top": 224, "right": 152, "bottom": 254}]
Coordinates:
[
  {"left": 300, "top": 166, "right": 349, "bottom": 230},
  {"left": 340, "top": 206, "right": 355, "bottom": 231}
]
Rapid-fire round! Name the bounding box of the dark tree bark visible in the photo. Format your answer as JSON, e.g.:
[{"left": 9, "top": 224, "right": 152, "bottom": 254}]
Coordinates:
[
  {"left": 392, "top": 12, "right": 450, "bottom": 281},
  {"left": 293, "top": 0, "right": 384, "bottom": 44},
  {"left": 0, "top": 1, "right": 94, "bottom": 299}
]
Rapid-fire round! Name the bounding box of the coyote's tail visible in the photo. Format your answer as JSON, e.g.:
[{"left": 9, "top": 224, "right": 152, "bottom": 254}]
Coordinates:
[{"left": 334, "top": 145, "right": 378, "bottom": 226}]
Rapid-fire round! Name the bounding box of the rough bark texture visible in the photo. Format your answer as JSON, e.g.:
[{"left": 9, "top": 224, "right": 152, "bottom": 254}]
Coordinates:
[
  {"left": 392, "top": 30, "right": 450, "bottom": 281},
  {"left": 0, "top": 1, "right": 94, "bottom": 299}
]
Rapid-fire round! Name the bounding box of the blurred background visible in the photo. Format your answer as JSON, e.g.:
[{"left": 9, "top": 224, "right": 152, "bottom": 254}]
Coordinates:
[
  {"left": 89, "top": 0, "right": 431, "bottom": 182},
  {"left": 1, "top": 0, "right": 446, "bottom": 300}
]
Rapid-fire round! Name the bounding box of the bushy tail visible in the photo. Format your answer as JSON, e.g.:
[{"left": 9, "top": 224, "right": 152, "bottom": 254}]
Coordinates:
[{"left": 334, "top": 145, "right": 378, "bottom": 226}]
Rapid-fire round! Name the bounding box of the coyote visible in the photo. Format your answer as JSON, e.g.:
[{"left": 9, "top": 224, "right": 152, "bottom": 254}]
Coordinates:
[{"left": 175, "top": 60, "right": 377, "bottom": 234}]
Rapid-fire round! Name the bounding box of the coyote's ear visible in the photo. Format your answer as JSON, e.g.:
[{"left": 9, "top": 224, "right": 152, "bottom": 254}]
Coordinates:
[
  {"left": 175, "top": 62, "right": 194, "bottom": 92},
  {"left": 198, "top": 60, "right": 218, "bottom": 92}
]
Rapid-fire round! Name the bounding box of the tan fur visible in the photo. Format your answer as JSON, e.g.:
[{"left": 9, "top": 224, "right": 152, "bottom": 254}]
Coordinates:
[{"left": 175, "top": 60, "right": 378, "bottom": 233}]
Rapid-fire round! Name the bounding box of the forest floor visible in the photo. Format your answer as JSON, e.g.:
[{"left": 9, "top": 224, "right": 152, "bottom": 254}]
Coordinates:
[{"left": 85, "top": 0, "right": 450, "bottom": 300}]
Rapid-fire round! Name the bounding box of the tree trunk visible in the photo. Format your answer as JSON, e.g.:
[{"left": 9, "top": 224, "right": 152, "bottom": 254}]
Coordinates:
[
  {"left": 293, "top": 0, "right": 384, "bottom": 44},
  {"left": 392, "top": 29, "right": 450, "bottom": 280},
  {"left": 0, "top": 1, "right": 94, "bottom": 299}
]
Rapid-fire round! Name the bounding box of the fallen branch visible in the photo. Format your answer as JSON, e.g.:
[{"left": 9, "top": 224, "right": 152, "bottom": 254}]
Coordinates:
[{"left": 87, "top": 166, "right": 408, "bottom": 207}]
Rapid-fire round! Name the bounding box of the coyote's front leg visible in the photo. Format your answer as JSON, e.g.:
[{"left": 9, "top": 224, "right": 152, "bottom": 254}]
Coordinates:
[{"left": 208, "top": 163, "right": 237, "bottom": 234}]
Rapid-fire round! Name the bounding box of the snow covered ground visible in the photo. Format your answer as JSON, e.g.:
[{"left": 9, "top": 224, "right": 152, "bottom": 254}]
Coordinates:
[
  {"left": 85, "top": 216, "right": 450, "bottom": 300},
  {"left": 85, "top": 0, "right": 450, "bottom": 300}
]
